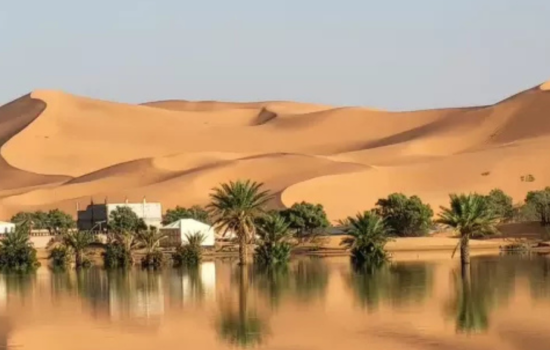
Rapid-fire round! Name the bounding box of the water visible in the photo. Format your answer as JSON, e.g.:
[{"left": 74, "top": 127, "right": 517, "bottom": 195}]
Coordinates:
[{"left": 0, "top": 253, "right": 549, "bottom": 349}]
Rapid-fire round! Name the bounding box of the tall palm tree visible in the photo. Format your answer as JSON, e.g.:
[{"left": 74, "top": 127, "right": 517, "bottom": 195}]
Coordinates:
[
  {"left": 208, "top": 180, "right": 271, "bottom": 265},
  {"left": 436, "top": 194, "right": 499, "bottom": 266},
  {"left": 339, "top": 211, "right": 392, "bottom": 267},
  {"left": 61, "top": 230, "right": 96, "bottom": 268}
]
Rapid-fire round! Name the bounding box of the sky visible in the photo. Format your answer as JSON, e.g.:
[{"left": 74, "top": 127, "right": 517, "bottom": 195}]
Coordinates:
[{"left": 1, "top": 0, "right": 549, "bottom": 111}]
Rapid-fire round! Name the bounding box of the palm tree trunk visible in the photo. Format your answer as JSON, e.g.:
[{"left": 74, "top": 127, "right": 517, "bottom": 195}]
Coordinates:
[
  {"left": 239, "top": 232, "right": 248, "bottom": 265},
  {"left": 75, "top": 250, "right": 82, "bottom": 268},
  {"left": 460, "top": 234, "right": 470, "bottom": 266}
]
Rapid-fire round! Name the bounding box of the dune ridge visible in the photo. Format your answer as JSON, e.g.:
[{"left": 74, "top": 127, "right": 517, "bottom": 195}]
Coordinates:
[{"left": 0, "top": 80, "right": 549, "bottom": 221}]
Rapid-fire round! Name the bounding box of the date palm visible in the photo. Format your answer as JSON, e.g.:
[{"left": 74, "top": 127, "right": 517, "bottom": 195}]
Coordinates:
[
  {"left": 61, "top": 230, "right": 96, "bottom": 268},
  {"left": 136, "top": 226, "right": 166, "bottom": 254},
  {"left": 436, "top": 194, "right": 499, "bottom": 266},
  {"left": 339, "top": 211, "right": 391, "bottom": 267},
  {"left": 208, "top": 180, "right": 271, "bottom": 265}
]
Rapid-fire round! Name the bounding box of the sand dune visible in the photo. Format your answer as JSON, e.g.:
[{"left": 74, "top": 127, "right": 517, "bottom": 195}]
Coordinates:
[{"left": 0, "top": 80, "right": 549, "bottom": 220}]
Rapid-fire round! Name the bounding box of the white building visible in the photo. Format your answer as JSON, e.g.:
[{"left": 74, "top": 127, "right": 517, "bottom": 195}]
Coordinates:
[
  {"left": 0, "top": 222, "right": 15, "bottom": 235},
  {"left": 160, "top": 219, "right": 216, "bottom": 247},
  {"left": 77, "top": 199, "right": 162, "bottom": 231}
]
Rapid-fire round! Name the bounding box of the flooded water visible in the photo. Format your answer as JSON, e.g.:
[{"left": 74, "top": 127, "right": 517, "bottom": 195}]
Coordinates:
[{"left": 0, "top": 253, "right": 549, "bottom": 349}]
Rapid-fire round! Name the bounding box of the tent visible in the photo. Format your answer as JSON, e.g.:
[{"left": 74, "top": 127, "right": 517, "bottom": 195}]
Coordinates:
[{"left": 160, "top": 219, "right": 216, "bottom": 247}]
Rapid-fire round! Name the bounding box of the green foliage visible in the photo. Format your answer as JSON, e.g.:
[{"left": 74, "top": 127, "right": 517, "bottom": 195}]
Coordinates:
[
  {"left": 108, "top": 206, "right": 147, "bottom": 233},
  {"left": 172, "top": 232, "right": 205, "bottom": 267},
  {"left": 208, "top": 179, "right": 271, "bottom": 265},
  {"left": 374, "top": 193, "right": 433, "bottom": 237},
  {"left": 0, "top": 224, "right": 40, "bottom": 272},
  {"left": 141, "top": 250, "right": 165, "bottom": 269},
  {"left": 524, "top": 187, "right": 550, "bottom": 225},
  {"left": 279, "top": 202, "right": 330, "bottom": 243},
  {"left": 340, "top": 211, "right": 391, "bottom": 267},
  {"left": 162, "top": 205, "right": 211, "bottom": 225},
  {"left": 61, "top": 230, "right": 96, "bottom": 268},
  {"left": 49, "top": 246, "right": 71, "bottom": 269},
  {"left": 10, "top": 209, "right": 75, "bottom": 233},
  {"left": 482, "top": 189, "right": 515, "bottom": 223},
  {"left": 437, "top": 193, "right": 500, "bottom": 239},
  {"left": 136, "top": 227, "right": 166, "bottom": 253},
  {"left": 254, "top": 214, "right": 292, "bottom": 266},
  {"left": 102, "top": 242, "right": 133, "bottom": 268},
  {"left": 46, "top": 209, "right": 76, "bottom": 233}
]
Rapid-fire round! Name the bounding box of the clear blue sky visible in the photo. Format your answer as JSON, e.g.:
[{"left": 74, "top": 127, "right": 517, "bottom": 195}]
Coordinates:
[{"left": 1, "top": 0, "right": 549, "bottom": 111}]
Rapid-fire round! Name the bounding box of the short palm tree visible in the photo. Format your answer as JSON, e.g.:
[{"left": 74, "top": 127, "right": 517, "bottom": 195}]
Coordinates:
[
  {"left": 339, "top": 211, "right": 392, "bottom": 267},
  {"left": 436, "top": 194, "right": 499, "bottom": 266},
  {"left": 136, "top": 226, "right": 166, "bottom": 254},
  {"left": 0, "top": 223, "right": 40, "bottom": 271},
  {"left": 254, "top": 214, "right": 292, "bottom": 266},
  {"left": 61, "top": 230, "right": 96, "bottom": 268},
  {"left": 208, "top": 180, "right": 271, "bottom": 265}
]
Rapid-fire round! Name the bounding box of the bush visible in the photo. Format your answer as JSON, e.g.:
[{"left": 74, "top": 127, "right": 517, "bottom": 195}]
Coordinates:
[
  {"left": 49, "top": 246, "right": 71, "bottom": 269},
  {"left": 524, "top": 187, "right": 550, "bottom": 225},
  {"left": 103, "top": 242, "right": 133, "bottom": 268},
  {"left": 374, "top": 193, "right": 433, "bottom": 237},
  {"left": 141, "top": 250, "right": 165, "bottom": 269},
  {"left": 483, "top": 189, "right": 514, "bottom": 223},
  {"left": 0, "top": 225, "right": 41, "bottom": 272},
  {"left": 172, "top": 232, "right": 205, "bottom": 267},
  {"left": 163, "top": 205, "right": 211, "bottom": 225},
  {"left": 279, "top": 202, "right": 330, "bottom": 244},
  {"left": 254, "top": 242, "right": 292, "bottom": 266}
]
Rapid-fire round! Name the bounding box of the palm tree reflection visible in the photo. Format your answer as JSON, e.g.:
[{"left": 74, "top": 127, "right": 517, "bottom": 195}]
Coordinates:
[{"left": 217, "top": 267, "right": 269, "bottom": 348}]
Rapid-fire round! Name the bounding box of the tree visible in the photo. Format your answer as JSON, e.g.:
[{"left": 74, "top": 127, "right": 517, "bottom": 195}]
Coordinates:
[
  {"left": 108, "top": 206, "right": 146, "bottom": 233},
  {"left": 208, "top": 179, "right": 271, "bottom": 265},
  {"left": 279, "top": 202, "right": 330, "bottom": 244},
  {"left": 60, "top": 230, "right": 96, "bottom": 268},
  {"left": 524, "top": 187, "right": 550, "bottom": 225},
  {"left": 374, "top": 193, "right": 433, "bottom": 237},
  {"left": 137, "top": 227, "right": 166, "bottom": 269},
  {"left": 254, "top": 214, "right": 292, "bottom": 266},
  {"left": 162, "top": 205, "right": 211, "bottom": 225},
  {"left": 339, "top": 211, "right": 391, "bottom": 267},
  {"left": 10, "top": 211, "right": 48, "bottom": 230},
  {"left": 483, "top": 189, "right": 514, "bottom": 223},
  {"left": 0, "top": 223, "right": 40, "bottom": 271},
  {"left": 45, "top": 209, "right": 76, "bottom": 234},
  {"left": 172, "top": 232, "right": 206, "bottom": 267},
  {"left": 436, "top": 194, "right": 499, "bottom": 266}
]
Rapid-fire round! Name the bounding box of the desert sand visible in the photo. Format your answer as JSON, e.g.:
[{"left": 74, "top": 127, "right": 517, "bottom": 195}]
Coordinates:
[{"left": 1, "top": 81, "right": 550, "bottom": 222}]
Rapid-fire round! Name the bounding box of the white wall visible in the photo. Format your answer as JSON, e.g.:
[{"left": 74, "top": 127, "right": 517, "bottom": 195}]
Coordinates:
[
  {"left": 106, "top": 203, "right": 163, "bottom": 228},
  {"left": 0, "top": 223, "right": 15, "bottom": 235}
]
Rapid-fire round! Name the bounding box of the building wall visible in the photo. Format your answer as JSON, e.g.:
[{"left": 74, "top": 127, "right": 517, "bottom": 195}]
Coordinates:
[
  {"left": 0, "top": 224, "right": 15, "bottom": 235},
  {"left": 77, "top": 203, "right": 162, "bottom": 230}
]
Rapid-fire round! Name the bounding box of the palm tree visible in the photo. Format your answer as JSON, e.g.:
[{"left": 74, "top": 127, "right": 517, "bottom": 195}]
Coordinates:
[
  {"left": 0, "top": 223, "right": 40, "bottom": 271},
  {"left": 339, "top": 211, "right": 392, "bottom": 267},
  {"left": 136, "top": 226, "right": 166, "bottom": 254},
  {"left": 436, "top": 194, "right": 499, "bottom": 266},
  {"left": 207, "top": 180, "right": 271, "bottom": 265},
  {"left": 61, "top": 230, "right": 96, "bottom": 268},
  {"left": 254, "top": 214, "right": 292, "bottom": 266}
]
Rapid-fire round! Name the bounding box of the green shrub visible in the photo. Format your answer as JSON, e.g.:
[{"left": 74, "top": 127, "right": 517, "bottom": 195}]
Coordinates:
[
  {"left": 279, "top": 202, "right": 330, "bottom": 244},
  {"left": 103, "top": 242, "right": 133, "bottom": 268},
  {"left": 254, "top": 242, "right": 292, "bottom": 266},
  {"left": 172, "top": 232, "right": 205, "bottom": 267},
  {"left": 374, "top": 193, "right": 433, "bottom": 237},
  {"left": 254, "top": 214, "right": 293, "bottom": 266},
  {"left": 0, "top": 225, "right": 40, "bottom": 272},
  {"left": 49, "top": 246, "right": 71, "bottom": 268},
  {"left": 141, "top": 250, "right": 165, "bottom": 269}
]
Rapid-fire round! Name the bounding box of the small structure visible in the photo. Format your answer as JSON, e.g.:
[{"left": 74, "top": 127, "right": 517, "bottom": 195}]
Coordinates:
[
  {"left": 77, "top": 198, "right": 162, "bottom": 231},
  {"left": 160, "top": 219, "right": 216, "bottom": 247},
  {"left": 0, "top": 221, "right": 15, "bottom": 235}
]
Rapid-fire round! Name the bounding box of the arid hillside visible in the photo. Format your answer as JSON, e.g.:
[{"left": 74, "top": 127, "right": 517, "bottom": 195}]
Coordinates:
[{"left": 1, "top": 81, "right": 549, "bottom": 221}]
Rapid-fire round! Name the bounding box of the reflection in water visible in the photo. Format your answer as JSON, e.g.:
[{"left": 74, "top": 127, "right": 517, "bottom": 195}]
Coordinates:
[
  {"left": 218, "top": 267, "right": 270, "bottom": 348},
  {"left": 346, "top": 262, "right": 434, "bottom": 311},
  {"left": 2, "top": 255, "right": 550, "bottom": 348}
]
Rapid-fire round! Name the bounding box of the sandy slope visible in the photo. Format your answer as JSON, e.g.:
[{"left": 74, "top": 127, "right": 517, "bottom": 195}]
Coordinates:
[{"left": 0, "top": 80, "right": 549, "bottom": 220}]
